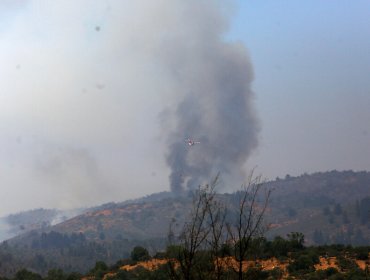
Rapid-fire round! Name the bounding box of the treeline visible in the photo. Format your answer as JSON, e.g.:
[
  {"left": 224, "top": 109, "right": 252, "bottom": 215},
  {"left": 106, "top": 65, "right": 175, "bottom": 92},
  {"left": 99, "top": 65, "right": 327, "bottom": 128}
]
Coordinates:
[
  {"left": 0, "top": 234, "right": 369, "bottom": 280},
  {"left": 0, "top": 232, "right": 165, "bottom": 277}
]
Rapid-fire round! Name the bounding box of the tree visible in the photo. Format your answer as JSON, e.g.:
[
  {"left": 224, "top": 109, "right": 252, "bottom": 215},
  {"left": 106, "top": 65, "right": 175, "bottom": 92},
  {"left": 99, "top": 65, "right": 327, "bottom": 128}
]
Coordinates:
[
  {"left": 270, "top": 236, "right": 289, "bottom": 258},
  {"left": 168, "top": 176, "right": 218, "bottom": 280},
  {"left": 130, "top": 246, "right": 150, "bottom": 262},
  {"left": 203, "top": 176, "right": 229, "bottom": 280},
  {"left": 288, "top": 254, "right": 315, "bottom": 274},
  {"left": 14, "top": 269, "right": 42, "bottom": 280},
  {"left": 226, "top": 172, "right": 271, "bottom": 280},
  {"left": 287, "top": 232, "right": 305, "bottom": 251},
  {"left": 89, "top": 261, "right": 109, "bottom": 280},
  {"left": 168, "top": 171, "right": 271, "bottom": 280}
]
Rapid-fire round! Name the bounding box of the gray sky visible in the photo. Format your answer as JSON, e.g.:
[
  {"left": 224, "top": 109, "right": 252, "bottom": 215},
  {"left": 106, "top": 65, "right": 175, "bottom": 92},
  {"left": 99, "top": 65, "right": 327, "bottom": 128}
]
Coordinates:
[{"left": 0, "top": 1, "right": 369, "bottom": 215}]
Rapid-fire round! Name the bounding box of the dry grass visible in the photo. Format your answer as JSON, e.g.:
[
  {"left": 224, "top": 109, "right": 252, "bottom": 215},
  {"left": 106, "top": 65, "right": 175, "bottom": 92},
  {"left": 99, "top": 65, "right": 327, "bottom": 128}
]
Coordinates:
[
  {"left": 120, "top": 256, "right": 368, "bottom": 273},
  {"left": 121, "top": 259, "right": 168, "bottom": 271}
]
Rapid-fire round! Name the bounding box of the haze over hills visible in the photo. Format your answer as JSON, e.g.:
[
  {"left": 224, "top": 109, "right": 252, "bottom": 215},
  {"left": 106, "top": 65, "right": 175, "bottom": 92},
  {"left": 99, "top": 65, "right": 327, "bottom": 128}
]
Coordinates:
[{"left": 0, "top": 170, "right": 369, "bottom": 276}]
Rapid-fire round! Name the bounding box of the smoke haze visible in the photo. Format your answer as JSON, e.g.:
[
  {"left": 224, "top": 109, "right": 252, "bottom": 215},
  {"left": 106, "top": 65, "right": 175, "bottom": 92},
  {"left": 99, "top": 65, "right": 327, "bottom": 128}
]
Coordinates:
[
  {"left": 0, "top": 1, "right": 258, "bottom": 215},
  {"left": 163, "top": 41, "right": 258, "bottom": 192}
]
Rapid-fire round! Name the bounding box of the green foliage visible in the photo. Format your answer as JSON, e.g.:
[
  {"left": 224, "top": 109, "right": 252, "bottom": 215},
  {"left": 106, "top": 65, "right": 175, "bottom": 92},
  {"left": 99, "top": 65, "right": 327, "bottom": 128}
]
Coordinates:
[
  {"left": 217, "top": 243, "right": 232, "bottom": 257},
  {"left": 14, "top": 269, "right": 42, "bottom": 280},
  {"left": 165, "top": 245, "right": 183, "bottom": 259},
  {"left": 303, "top": 267, "right": 340, "bottom": 280},
  {"left": 65, "top": 272, "right": 82, "bottom": 280},
  {"left": 105, "top": 270, "right": 130, "bottom": 280},
  {"left": 130, "top": 246, "right": 150, "bottom": 262},
  {"left": 89, "top": 261, "right": 109, "bottom": 279},
  {"left": 343, "top": 268, "right": 368, "bottom": 280},
  {"left": 336, "top": 256, "right": 359, "bottom": 272},
  {"left": 353, "top": 247, "right": 369, "bottom": 260},
  {"left": 244, "top": 266, "right": 269, "bottom": 280},
  {"left": 269, "top": 267, "right": 284, "bottom": 279},
  {"left": 270, "top": 236, "right": 289, "bottom": 258},
  {"left": 288, "top": 247, "right": 320, "bottom": 277},
  {"left": 5, "top": 240, "right": 370, "bottom": 280},
  {"left": 288, "top": 254, "right": 317, "bottom": 273},
  {"left": 287, "top": 232, "right": 305, "bottom": 251}
]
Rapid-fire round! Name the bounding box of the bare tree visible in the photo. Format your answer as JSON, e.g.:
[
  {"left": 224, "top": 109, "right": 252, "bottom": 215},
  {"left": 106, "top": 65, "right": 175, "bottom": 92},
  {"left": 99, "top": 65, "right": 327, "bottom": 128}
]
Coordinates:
[
  {"left": 226, "top": 172, "right": 271, "bottom": 280},
  {"left": 205, "top": 186, "right": 228, "bottom": 280},
  {"left": 167, "top": 176, "right": 218, "bottom": 280},
  {"left": 168, "top": 171, "right": 271, "bottom": 280}
]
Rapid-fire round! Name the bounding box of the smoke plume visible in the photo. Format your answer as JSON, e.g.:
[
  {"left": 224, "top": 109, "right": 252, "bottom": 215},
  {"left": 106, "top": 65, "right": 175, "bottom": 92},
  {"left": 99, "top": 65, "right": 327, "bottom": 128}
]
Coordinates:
[
  {"left": 0, "top": 1, "right": 259, "bottom": 214},
  {"left": 159, "top": 4, "right": 260, "bottom": 192}
]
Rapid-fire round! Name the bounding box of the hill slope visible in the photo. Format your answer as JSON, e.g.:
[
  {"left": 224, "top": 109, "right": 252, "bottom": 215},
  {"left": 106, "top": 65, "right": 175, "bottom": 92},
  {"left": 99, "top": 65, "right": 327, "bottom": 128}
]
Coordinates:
[{"left": 0, "top": 170, "right": 369, "bottom": 276}]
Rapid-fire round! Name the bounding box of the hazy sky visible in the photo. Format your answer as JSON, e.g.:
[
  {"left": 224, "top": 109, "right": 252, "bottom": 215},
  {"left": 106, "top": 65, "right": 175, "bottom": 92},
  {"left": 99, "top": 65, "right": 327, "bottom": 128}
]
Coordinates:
[
  {"left": 1, "top": 1, "right": 369, "bottom": 215},
  {"left": 230, "top": 0, "right": 370, "bottom": 179}
]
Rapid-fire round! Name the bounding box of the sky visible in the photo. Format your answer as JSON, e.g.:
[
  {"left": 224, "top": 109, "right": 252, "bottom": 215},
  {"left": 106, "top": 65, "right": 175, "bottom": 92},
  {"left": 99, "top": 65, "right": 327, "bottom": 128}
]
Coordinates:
[
  {"left": 230, "top": 0, "right": 370, "bottom": 179},
  {"left": 0, "top": 0, "right": 369, "bottom": 215}
]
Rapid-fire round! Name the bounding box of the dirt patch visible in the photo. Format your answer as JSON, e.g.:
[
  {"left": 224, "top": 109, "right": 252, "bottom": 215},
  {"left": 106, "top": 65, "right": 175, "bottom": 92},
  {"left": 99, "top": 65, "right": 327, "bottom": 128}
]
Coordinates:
[
  {"left": 315, "top": 257, "right": 339, "bottom": 270},
  {"left": 121, "top": 259, "right": 168, "bottom": 271}
]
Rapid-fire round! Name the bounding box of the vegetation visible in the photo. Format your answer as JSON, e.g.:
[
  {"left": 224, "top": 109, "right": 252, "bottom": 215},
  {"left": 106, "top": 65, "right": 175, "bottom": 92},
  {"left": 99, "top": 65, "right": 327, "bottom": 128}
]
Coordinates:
[
  {"left": 0, "top": 235, "right": 368, "bottom": 279},
  {"left": 165, "top": 172, "right": 271, "bottom": 280},
  {"left": 0, "top": 170, "right": 369, "bottom": 278}
]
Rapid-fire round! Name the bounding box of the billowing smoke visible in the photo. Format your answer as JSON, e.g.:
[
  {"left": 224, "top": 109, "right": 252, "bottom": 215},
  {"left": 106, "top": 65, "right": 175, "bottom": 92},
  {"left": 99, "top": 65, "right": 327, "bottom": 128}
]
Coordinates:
[
  {"left": 0, "top": 0, "right": 258, "bottom": 214},
  {"left": 157, "top": 3, "right": 259, "bottom": 192},
  {"left": 163, "top": 41, "right": 259, "bottom": 192}
]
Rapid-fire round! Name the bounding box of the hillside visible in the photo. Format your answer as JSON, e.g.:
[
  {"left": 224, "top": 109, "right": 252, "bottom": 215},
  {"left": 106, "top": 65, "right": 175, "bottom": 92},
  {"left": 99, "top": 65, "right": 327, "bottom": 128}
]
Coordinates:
[
  {"left": 46, "top": 170, "right": 370, "bottom": 246},
  {"left": 0, "top": 170, "right": 369, "bottom": 276}
]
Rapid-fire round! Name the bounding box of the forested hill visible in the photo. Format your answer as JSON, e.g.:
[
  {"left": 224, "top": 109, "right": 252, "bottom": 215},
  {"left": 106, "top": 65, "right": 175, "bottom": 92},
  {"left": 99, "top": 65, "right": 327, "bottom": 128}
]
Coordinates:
[
  {"left": 0, "top": 170, "right": 369, "bottom": 276},
  {"left": 264, "top": 170, "right": 370, "bottom": 245},
  {"left": 269, "top": 170, "right": 370, "bottom": 203}
]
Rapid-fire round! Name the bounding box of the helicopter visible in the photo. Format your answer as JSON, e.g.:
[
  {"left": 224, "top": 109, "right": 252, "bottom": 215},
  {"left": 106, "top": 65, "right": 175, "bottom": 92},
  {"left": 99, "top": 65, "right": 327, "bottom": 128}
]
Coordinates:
[{"left": 186, "top": 138, "right": 200, "bottom": 146}]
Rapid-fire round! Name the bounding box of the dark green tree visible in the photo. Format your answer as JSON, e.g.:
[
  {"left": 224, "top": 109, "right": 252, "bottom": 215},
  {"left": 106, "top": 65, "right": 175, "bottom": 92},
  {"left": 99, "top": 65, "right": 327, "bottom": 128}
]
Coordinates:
[
  {"left": 89, "top": 261, "right": 109, "bottom": 280},
  {"left": 287, "top": 232, "right": 305, "bottom": 251},
  {"left": 288, "top": 254, "right": 315, "bottom": 274},
  {"left": 130, "top": 246, "right": 150, "bottom": 262},
  {"left": 270, "top": 236, "right": 289, "bottom": 258},
  {"left": 14, "top": 269, "right": 42, "bottom": 280}
]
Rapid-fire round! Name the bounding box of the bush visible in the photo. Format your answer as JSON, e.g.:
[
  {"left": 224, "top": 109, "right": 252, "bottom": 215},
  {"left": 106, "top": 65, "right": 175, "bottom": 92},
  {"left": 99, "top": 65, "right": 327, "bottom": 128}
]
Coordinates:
[
  {"left": 89, "top": 261, "right": 109, "bottom": 279},
  {"left": 244, "top": 266, "right": 269, "bottom": 280},
  {"left": 14, "top": 269, "right": 42, "bottom": 280},
  {"left": 288, "top": 255, "right": 315, "bottom": 274},
  {"left": 269, "top": 267, "right": 284, "bottom": 279},
  {"left": 336, "top": 256, "right": 358, "bottom": 271},
  {"left": 130, "top": 246, "right": 150, "bottom": 262},
  {"left": 354, "top": 247, "right": 369, "bottom": 260}
]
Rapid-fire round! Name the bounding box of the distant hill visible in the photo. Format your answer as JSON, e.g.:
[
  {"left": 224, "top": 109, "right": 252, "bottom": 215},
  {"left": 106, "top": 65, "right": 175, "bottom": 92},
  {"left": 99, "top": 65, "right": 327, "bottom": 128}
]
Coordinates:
[
  {"left": 265, "top": 170, "right": 370, "bottom": 245},
  {"left": 0, "top": 170, "right": 369, "bottom": 276},
  {"left": 0, "top": 208, "right": 88, "bottom": 242}
]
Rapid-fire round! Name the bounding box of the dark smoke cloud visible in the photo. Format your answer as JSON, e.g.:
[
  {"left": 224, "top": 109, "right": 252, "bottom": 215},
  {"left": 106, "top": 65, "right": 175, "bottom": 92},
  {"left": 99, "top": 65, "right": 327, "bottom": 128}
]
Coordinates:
[{"left": 160, "top": 13, "right": 259, "bottom": 192}]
